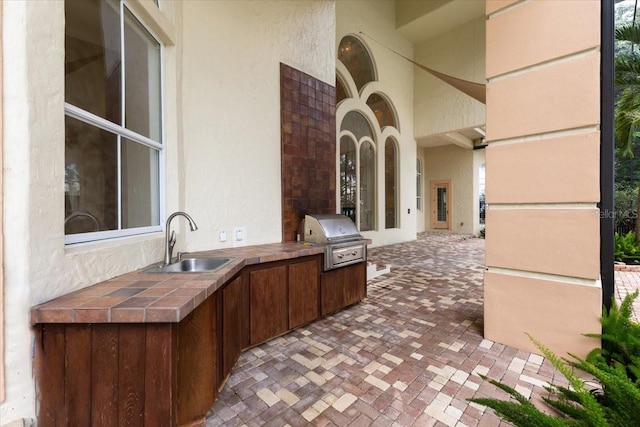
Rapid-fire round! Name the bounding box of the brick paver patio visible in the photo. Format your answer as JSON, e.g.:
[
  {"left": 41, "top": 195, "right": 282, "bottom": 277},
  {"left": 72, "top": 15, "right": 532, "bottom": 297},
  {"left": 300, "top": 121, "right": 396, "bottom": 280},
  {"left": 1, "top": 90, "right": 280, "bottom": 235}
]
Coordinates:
[
  {"left": 615, "top": 269, "right": 640, "bottom": 321},
  {"left": 204, "top": 232, "right": 607, "bottom": 426}
]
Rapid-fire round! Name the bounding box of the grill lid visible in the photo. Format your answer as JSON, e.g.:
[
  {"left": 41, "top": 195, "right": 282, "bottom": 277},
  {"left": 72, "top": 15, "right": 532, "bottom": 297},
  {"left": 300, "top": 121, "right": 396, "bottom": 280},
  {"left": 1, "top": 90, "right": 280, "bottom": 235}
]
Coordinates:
[{"left": 303, "top": 214, "right": 361, "bottom": 244}]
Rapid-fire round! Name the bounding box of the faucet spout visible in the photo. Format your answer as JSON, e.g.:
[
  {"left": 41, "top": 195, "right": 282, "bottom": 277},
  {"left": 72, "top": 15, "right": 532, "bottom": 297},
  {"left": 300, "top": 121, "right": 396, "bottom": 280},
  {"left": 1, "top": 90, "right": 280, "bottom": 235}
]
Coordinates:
[{"left": 164, "top": 211, "right": 198, "bottom": 265}]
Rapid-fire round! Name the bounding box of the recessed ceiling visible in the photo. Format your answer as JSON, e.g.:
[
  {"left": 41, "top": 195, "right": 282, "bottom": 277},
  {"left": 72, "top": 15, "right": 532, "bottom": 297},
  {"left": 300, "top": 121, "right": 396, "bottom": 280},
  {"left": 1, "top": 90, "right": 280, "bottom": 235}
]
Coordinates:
[
  {"left": 396, "top": 0, "right": 485, "bottom": 44},
  {"left": 416, "top": 126, "right": 486, "bottom": 149}
]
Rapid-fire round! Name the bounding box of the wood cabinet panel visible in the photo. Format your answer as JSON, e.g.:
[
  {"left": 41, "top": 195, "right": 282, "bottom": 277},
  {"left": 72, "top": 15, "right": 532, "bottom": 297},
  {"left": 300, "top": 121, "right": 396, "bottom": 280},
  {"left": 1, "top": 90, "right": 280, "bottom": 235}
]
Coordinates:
[
  {"left": 288, "top": 258, "right": 319, "bottom": 329},
  {"left": 321, "top": 268, "right": 346, "bottom": 316},
  {"left": 321, "top": 262, "right": 366, "bottom": 316},
  {"left": 344, "top": 261, "right": 367, "bottom": 306},
  {"left": 250, "top": 265, "right": 288, "bottom": 345},
  {"left": 118, "top": 327, "right": 146, "bottom": 426},
  {"left": 36, "top": 324, "right": 66, "bottom": 426},
  {"left": 91, "top": 324, "right": 119, "bottom": 426},
  {"left": 143, "top": 324, "right": 176, "bottom": 426},
  {"left": 177, "top": 295, "right": 217, "bottom": 426},
  {"left": 65, "top": 325, "right": 92, "bottom": 426},
  {"left": 220, "top": 275, "right": 243, "bottom": 387}
]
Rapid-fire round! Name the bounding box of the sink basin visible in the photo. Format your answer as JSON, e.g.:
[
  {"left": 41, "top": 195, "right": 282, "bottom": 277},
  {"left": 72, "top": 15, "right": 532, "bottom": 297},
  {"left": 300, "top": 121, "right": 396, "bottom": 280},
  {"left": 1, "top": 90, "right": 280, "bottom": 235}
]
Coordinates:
[{"left": 145, "top": 257, "right": 233, "bottom": 273}]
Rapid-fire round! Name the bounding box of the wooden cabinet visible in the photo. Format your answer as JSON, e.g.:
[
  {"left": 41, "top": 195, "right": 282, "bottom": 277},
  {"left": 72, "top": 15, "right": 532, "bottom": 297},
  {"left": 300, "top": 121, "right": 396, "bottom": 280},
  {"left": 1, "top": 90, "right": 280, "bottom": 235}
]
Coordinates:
[
  {"left": 248, "top": 265, "right": 288, "bottom": 345},
  {"left": 177, "top": 296, "right": 218, "bottom": 426},
  {"left": 218, "top": 275, "right": 243, "bottom": 389},
  {"left": 288, "top": 258, "right": 320, "bottom": 329},
  {"left": 244, "top": 255, "right": 321, "bottom": 346},
  {"left": 36, "top": 295, "right": 218, "bottom": 427},
  {"left": 320, "top": 262, "right": 366, "bottom": 316},
  {"left": 34, "top": 253, "right": 364, "bottom": 426}
]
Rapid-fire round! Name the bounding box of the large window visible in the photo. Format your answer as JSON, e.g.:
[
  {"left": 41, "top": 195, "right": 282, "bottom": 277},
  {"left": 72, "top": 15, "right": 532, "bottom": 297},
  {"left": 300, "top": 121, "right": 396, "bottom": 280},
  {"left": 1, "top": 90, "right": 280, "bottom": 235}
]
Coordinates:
[
  {"left": 64, "top": 0, "right": 162, "bottom": 244},
  {"left": 384, "top": 139, "right": 398, "bottom": 229},
  {"left": 337, "top": 35, "right": 402, "bottom": 233},
  {"left": 417, "top": 158, "right": 423, "bottom": 211}
]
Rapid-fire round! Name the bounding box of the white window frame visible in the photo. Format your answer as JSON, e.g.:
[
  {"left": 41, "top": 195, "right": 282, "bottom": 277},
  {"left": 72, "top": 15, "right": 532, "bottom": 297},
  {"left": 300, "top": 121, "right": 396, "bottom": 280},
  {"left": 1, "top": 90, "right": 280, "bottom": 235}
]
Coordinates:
[{"left": 64, "top": 1, "right": 165, "bottom": 245}]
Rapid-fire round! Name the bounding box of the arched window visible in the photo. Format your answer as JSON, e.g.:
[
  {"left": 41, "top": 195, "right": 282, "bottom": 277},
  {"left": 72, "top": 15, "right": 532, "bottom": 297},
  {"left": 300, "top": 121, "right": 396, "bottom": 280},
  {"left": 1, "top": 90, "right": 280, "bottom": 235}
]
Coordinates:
[
  {"left": 336, "top": 35, "right": 402, "bottom": 233},
  {"left": 338, "top": 35, "right": 376, "bottom": 92},
  {"left": 340, "top": 111, "right": 373, "bottom": 139},
  {"left": 385, "top": 139, "right": 398, "bottom": 229},
  {"left": 479, "top": 163, "right": 486, "bottom": 225},
  {"left": 340, "top": 136, "right": 357, "bottom": 222},
  {"left": 417, "top": 158, "right": 423, "bottom": 211},
  {"left": 367, "top": 93, "right": 397, "bottom": 129},
  {"left": 339, "top": 111, "right": 376, "bottom": 230},
  {"left": 360, "top": 141, "right": 376, "bottom": 231}
]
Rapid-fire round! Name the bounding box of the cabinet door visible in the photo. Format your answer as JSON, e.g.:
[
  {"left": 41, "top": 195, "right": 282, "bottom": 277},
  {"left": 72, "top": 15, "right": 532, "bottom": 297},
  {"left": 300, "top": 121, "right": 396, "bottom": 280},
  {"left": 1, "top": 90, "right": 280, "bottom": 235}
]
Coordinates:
[
  {"left": 320, "top": 268, "right": 345, "bottom": 316},
  {"left": 321, "top": 262, "right": 366, "bottom": 316},
  {"left": 221, "top": 276, "right": 243, "bottom": 387},
  {"left": 343, "top": 262, "right": 366, "bottom": 306},
  {"left": 249, "top": 265, "right": 288, "bottom": 345},
  {"left": 289, "top": 258, "right": 319, "bottom": 329}
]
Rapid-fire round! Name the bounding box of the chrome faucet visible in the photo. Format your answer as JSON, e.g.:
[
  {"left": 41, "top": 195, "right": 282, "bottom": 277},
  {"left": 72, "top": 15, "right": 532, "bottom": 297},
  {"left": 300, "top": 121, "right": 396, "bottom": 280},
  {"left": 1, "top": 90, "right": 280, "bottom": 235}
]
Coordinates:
[{"left": 164, "top": 211, "right": 198, "bottom": 265}]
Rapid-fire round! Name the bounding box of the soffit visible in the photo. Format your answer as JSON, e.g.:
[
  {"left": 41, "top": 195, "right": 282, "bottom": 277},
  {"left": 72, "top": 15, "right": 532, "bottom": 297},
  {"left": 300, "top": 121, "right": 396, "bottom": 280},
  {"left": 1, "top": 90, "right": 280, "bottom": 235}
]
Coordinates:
[
  {"left": 396, "top": 0, "right": 485, "bottom": 44},
  {"left": 416, "top": 126, "right": 486, "bottom": 149}
]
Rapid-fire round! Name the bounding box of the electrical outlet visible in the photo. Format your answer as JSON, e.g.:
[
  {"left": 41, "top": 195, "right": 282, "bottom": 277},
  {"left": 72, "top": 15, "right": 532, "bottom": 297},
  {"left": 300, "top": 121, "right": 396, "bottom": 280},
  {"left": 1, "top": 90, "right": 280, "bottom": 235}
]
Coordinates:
[
  {"left": 219, "top": 230, "right": 227, "bottom": 242},
  {"left": 233, "top": 226, "right": 247, "bottom": 247}
]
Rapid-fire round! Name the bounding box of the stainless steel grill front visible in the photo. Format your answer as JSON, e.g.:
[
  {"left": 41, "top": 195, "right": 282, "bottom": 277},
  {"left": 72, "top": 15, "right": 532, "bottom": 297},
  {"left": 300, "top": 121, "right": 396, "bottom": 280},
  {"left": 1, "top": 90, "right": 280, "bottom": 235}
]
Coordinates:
[{"left": 302, "top": 214, "right": 367, "bottom": 270}]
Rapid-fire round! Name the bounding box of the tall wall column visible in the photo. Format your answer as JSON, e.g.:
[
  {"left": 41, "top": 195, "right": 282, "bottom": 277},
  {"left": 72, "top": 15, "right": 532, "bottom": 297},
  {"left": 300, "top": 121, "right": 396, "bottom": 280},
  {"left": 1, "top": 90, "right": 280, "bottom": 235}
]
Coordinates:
[{"left": 484, "top": 0, "right": 602, "bottom": 356}]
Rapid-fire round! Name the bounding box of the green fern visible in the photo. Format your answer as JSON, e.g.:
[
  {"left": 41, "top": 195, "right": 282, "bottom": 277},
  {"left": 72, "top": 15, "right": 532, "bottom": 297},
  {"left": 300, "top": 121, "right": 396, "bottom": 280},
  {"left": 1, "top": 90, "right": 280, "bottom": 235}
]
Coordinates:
[
  {"left": 468, "top": 292, "right": 640, "bottom": 427},
  {"left": 614, "top": 232, "right": 640, "bottom": 262},
  {"left": 585, "top": 290, "right": 640, "bottom": 383}
]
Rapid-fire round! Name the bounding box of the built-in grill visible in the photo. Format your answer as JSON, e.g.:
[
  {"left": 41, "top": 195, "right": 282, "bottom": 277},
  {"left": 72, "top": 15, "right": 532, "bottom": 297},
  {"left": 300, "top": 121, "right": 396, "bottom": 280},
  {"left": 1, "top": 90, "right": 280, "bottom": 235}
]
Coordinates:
[{"left": 302, "top": 214, "right": 367, "bottom": 271}]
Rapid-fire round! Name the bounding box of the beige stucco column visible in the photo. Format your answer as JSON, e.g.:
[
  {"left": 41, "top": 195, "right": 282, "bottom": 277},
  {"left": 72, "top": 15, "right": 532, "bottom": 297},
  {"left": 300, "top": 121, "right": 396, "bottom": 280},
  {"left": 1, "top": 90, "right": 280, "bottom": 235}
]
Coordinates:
[{"left": 484, "top": 0, "right": 602, "bottom": 356}]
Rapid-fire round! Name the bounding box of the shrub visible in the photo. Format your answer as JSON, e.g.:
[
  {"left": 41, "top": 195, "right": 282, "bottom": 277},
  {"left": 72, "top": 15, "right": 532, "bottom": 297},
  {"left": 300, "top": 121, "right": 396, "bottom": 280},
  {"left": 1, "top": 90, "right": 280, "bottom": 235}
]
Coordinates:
[
  {"left": 469, "top": 292, "right": 640, "bottom": 427},
  {"left": 613, "top": 184, "right": 637, "bottom": 231},
  {"left": 614, "top": 231, "right": 640, "bottom": 263}
]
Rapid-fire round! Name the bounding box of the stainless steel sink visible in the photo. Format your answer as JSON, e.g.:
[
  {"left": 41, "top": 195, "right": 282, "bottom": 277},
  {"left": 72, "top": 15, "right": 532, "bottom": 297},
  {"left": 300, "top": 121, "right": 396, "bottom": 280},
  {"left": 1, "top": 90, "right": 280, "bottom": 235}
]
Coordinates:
[{"left": 145, "top": 257, "right": 233, "bottom": 273}]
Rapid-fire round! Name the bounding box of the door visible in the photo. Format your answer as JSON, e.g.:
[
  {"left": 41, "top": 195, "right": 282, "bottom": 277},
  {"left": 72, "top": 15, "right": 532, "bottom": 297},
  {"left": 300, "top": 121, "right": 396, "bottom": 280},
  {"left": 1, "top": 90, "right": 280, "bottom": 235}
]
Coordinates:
[{"left": 431, "top": 180, "right": 451, "bottom": 229}]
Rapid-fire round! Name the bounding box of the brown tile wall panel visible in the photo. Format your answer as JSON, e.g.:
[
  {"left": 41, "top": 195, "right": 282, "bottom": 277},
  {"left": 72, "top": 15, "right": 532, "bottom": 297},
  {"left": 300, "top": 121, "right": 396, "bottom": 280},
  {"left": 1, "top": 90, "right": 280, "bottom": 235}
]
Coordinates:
[{"left": 280, "top": 63, "right": 336, "bottom": 242}]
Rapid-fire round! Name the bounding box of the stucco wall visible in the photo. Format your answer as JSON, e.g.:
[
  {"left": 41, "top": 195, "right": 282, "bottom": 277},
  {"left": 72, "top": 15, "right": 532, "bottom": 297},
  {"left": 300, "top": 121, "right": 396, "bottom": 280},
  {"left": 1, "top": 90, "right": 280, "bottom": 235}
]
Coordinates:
[
  {"left": 423, "top": 144, "right": 479, "bottom": 235},
  {"left": 180, "top": 0, "right": 335, "bottom": 251},
  {"left": 414, "top": 16, "right": 485, "bottom": 139},
  {"left": 0, "top": 1, "right": 335, "bottom": 423},
  {"left": 336, "top": 0, "right": 417, "bottom": 247}
]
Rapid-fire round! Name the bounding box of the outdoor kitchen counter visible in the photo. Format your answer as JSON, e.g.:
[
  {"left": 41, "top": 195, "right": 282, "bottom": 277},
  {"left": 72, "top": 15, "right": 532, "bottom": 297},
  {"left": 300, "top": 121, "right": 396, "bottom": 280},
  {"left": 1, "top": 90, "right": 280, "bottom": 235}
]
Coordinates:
[{"left": 31, "top": 241, "right": 326, "bottom": 325}]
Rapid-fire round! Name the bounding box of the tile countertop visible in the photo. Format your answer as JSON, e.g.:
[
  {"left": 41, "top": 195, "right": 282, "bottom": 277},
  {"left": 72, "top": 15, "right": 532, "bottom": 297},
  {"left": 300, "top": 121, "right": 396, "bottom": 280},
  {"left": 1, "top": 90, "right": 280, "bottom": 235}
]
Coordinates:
[{"left": 31, "top": 242, "right": 326, "bottom": 325}]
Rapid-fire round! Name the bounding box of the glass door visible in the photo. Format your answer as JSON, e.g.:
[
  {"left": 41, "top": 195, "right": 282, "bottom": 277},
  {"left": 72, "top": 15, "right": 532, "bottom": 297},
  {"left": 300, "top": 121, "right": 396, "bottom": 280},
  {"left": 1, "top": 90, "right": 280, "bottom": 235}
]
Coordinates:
[{"left": 431, "top": 181, "right": 451, "bottom": 229}]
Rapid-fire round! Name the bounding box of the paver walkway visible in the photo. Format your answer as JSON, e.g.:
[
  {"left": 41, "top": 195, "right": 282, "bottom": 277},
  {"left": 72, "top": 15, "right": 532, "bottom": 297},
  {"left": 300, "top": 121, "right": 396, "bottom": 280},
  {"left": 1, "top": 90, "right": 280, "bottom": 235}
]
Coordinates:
[{"left": 204, "top": 233, "right": 573, "bottom": 426}]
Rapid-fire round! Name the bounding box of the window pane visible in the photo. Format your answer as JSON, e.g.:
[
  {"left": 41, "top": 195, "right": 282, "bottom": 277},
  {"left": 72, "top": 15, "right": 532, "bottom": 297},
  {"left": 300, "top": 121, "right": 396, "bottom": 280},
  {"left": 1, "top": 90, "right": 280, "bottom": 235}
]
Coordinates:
[
  {"left": 479, "top": 163, "right": 486, "bottom": 225},
  {"left": 340, "top": 111, "right": 373, "bottom": 140},
  {"left": 437, "top": 187, "right": 448, "bottom": 222},
  {"left": 338, "top": 36, "right": 375, "bottom": 92},
  {"left": 65, "top": 0, "right": 122, "bottom": 124},
  {"left": 340, "top": 137, "right": 357, "bottom": 222},
  {"left": 385, "top": 140, "right": 397, "bottom": 229},
  {"left": 416, "top": 158, "right": 423, "bottom": 211},
  {"left": 360, "top": 142, "right": 375, "bottom": 231},
  {"left": 367, "top": 93, "right": 396, "bottom": 129},
  {"left": 65, "top": 116, "right": 118, "bottom": 234},
  {"left": 124, "top": 8, "right": 162, "bottom": 141},
  {"left": 121, "top": 138, "right": 160, "bottom": 228}
]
